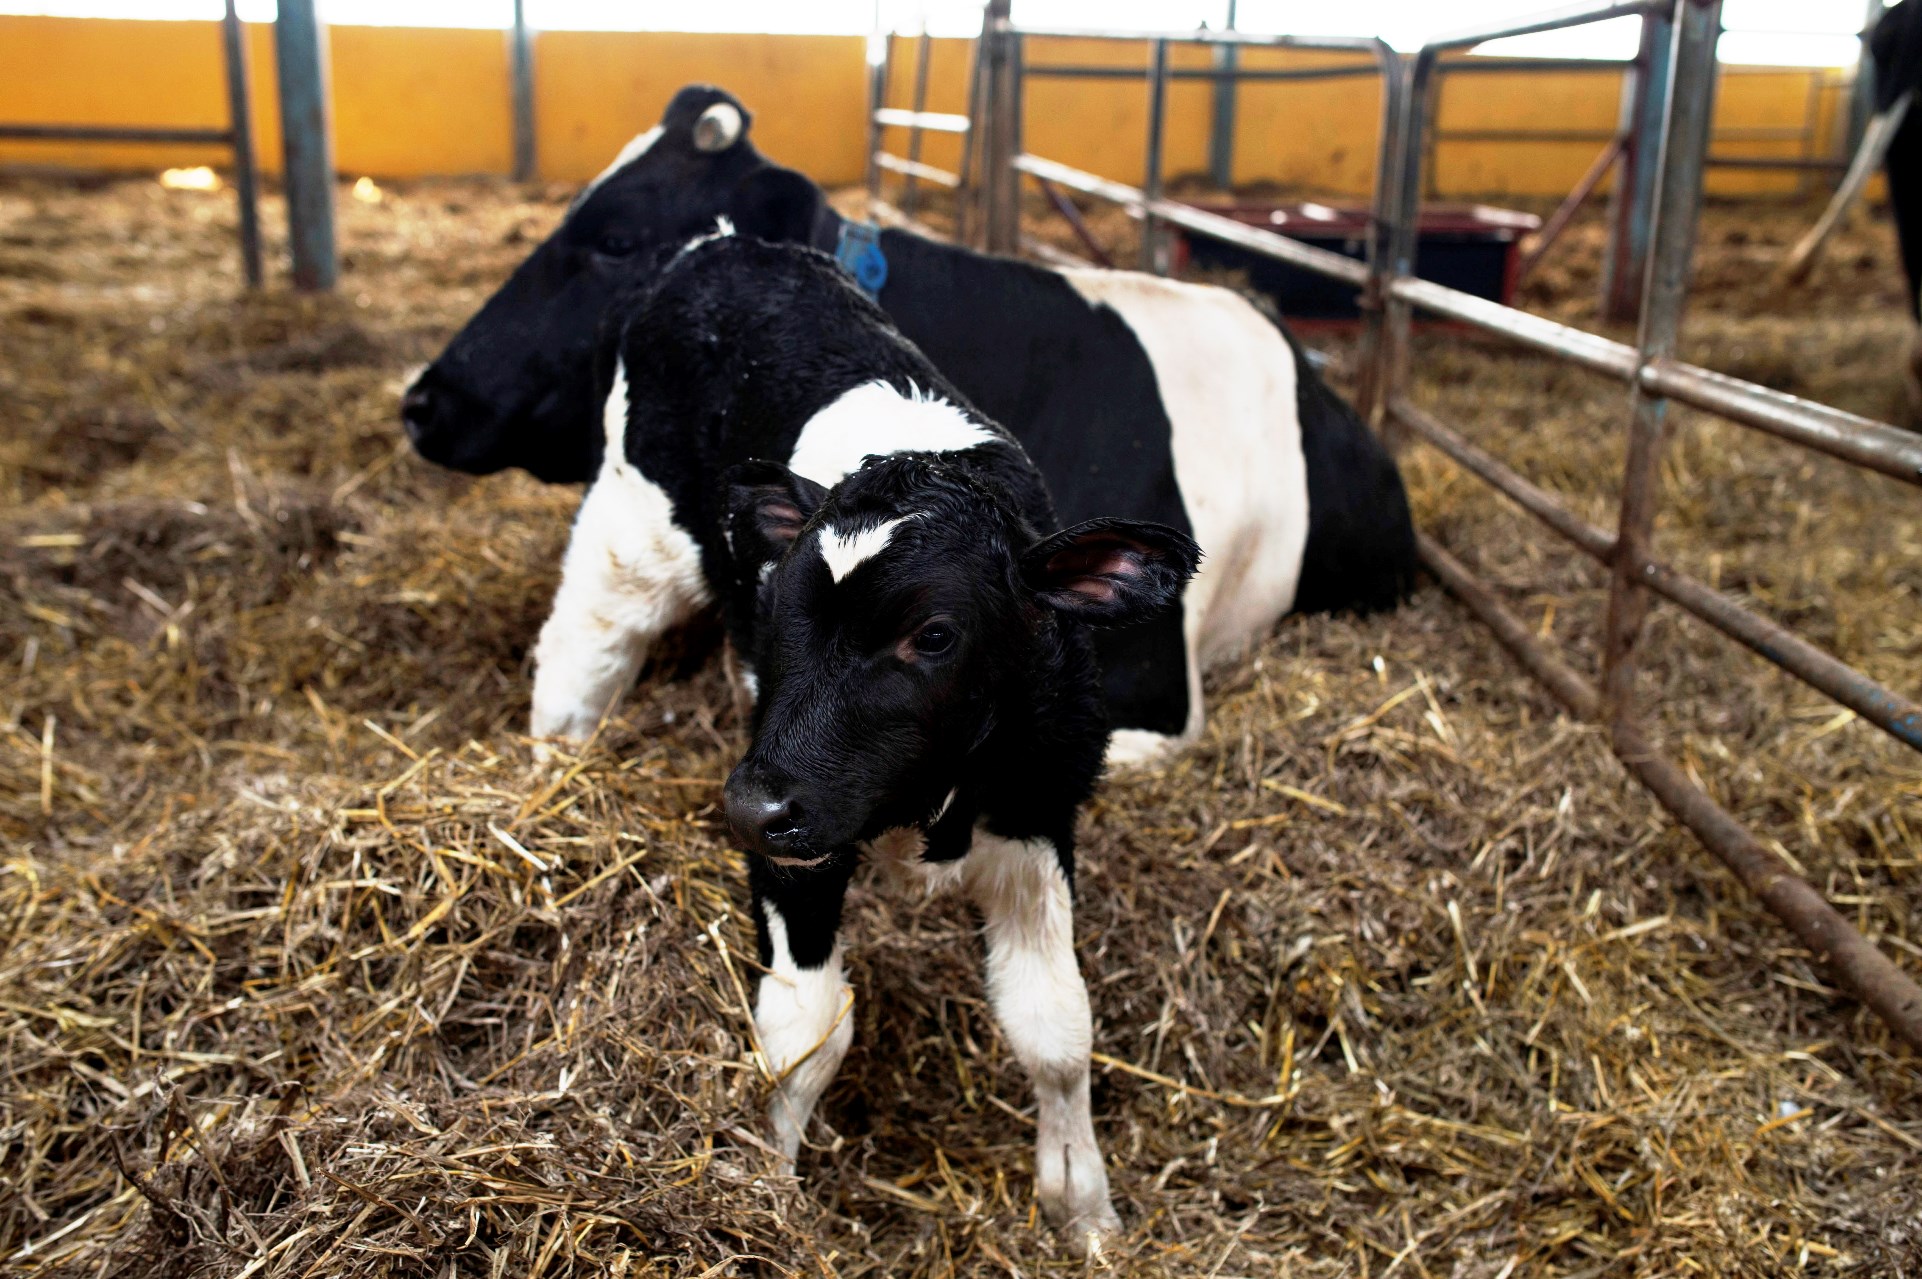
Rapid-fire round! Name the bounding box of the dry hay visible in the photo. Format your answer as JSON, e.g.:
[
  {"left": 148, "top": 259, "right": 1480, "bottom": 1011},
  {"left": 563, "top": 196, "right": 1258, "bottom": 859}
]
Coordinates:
[{"left": 1, "top": 169, "right": 1919, "bottom": 1279}]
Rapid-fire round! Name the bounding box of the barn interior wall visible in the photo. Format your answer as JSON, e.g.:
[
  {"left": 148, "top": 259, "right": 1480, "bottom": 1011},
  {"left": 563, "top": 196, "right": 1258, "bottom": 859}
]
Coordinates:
[{"left": 0, "top": 16, "right": 1858, "bottom": 203}]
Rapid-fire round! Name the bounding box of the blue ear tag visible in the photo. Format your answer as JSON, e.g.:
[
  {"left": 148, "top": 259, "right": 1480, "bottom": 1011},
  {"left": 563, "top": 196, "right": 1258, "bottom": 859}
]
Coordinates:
[{"left": 835, "top": 221, "right": 889, "bottom": 298}]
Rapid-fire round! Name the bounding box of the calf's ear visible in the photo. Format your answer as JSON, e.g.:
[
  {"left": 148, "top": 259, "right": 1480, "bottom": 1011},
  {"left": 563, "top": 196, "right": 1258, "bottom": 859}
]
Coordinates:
[
  {"left": 724, "top": 460, "right": 829, "bottom": 564},
  {"left": 1020, "top": 518, "right": 1201, "bottom": 626},
  {"left": 729, "top": 165, "right": 823, "bottom": 245}
]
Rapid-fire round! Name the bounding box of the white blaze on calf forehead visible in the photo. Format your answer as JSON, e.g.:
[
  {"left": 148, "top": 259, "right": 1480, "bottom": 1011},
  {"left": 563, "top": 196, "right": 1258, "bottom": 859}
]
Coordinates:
[
  {"left": 578, "top": 126, "right": 664, "bottom": 203},
  {"left": 787, "top": 380, "right": 996, "bottom": 489},
  {"left": 817, "top": 515, "right": 913, "bottom": 583}
]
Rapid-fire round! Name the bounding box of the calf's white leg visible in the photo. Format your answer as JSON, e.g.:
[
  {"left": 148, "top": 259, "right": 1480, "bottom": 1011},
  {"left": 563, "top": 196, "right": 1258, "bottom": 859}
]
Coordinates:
[
  {"left": 754, "top": 901, "right": 854, "bottom": 1166},
  {"left": 529, "top": 362, "right": 709, "bottom": 743},
  {"left": 964, "top": 829, "right": 1119, "bottom": 1250}
]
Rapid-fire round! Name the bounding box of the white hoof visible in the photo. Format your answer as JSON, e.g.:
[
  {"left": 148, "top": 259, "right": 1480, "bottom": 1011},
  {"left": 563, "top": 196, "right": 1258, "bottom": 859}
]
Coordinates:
[{"left": 1104, "top": 728, "right": 1184, "bottom": 770}]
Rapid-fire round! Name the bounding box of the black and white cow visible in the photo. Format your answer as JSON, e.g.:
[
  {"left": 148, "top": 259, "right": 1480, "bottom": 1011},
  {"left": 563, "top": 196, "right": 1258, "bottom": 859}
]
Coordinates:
[
  {"left": 1871, "top": 0, "right": 1922, "bottom": 398},
  {"left": 575, "top": 227, "right": 1197, "bottom": 1249},
  {"left": 402, "top": 85, "right": 1415, "bottom": 763}
]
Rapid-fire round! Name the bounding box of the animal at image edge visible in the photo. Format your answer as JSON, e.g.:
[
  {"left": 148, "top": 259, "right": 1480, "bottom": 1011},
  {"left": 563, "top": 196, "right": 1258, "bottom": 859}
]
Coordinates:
[
  {"left": 1869, "top": 0, "right": 1922, "bottom": 403},
  {"left": 401, "top": 85, "right": 1417, "bottom": 763},
  {"left": 565, "top": 228, "right": 1199, "bottom": 1248}
]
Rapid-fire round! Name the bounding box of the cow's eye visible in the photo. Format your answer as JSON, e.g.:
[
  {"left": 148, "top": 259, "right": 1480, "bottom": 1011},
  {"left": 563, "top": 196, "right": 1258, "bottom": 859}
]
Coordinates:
[
  {"left": 596, "top": 232, "right": 636, "bottom": 258},
  {"left": 911, "top": 622, "right": 957, "bottom": 657}
]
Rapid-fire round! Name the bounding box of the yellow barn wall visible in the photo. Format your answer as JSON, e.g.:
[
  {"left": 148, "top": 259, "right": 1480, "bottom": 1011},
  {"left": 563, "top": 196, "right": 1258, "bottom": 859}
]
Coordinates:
[
  {"left": 532, "top": 31, "right": 868, "bottom": 184},
  {"left": 0, "top": 15, "right": 1869, "bottom": 202}
]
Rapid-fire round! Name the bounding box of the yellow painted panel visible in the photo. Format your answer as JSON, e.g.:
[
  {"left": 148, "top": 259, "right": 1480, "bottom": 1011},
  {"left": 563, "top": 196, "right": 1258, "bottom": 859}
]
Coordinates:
[
  {"left": 0, "top": 16, "right": 280, "bottom": 173},
  {"left": 329, "top": 26, "right": 512, "bottom": 178},
  {"left": 533, "top": 30, "right": 869, "bottom": 185},
  {"left": 0, "top": 16, "right": 1873, "bottom": 205}
]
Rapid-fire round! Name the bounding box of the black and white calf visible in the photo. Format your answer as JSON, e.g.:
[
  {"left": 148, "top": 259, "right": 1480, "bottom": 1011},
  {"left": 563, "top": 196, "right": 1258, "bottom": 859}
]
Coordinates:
[
  {"left": 560, "top": 229, "right": 1197, "bottom": 1248},
  {"left": 404, "top": 85, "right": 1415, "bottom": 763}
]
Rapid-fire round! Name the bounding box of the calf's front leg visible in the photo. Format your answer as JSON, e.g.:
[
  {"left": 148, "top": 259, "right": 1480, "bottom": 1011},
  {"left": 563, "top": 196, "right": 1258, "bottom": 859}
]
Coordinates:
[
  {"left": 964, "top": 829, "right": 1119, "bottom": 1251},
  {"left": 529, "top": 438, "right": 708, "bottom": 744},
  {"left": 750, "top": 869, "right": 855, "bottom": 1168}
]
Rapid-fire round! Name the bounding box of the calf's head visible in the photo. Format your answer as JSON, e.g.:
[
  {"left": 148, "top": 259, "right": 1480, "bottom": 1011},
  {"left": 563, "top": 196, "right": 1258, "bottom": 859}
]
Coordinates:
[
  {"left": 720, "top": 453, "right": 1199, "bottom": 870},
  {"left": 401, "top": 86, "right": 824, "bottom": 481}
]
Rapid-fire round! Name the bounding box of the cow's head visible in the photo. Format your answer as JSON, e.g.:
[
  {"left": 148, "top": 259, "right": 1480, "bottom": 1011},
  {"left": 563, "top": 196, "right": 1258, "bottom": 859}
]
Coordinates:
[
  {"left": 719, "top": 452, "right": 1199, "bottom": 871},
  {"left": 400, "top": 86, "right": 825, "bottom": 481}
]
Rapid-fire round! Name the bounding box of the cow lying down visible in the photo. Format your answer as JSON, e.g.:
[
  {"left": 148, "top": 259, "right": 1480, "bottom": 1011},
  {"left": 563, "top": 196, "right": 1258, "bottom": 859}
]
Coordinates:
[
  {"left": 404, "top": 86, "right": 1417, "bottom": 765},
  {"left": 549, "top": 227, "right": 1198, "bottom": 1249}
]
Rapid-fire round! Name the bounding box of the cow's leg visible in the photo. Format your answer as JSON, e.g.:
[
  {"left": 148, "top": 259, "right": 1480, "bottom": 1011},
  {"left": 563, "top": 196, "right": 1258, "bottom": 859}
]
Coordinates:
[
  {"left": 751, "top": 864, "right": 856, "bottom": 1169},
  {"left": 964, "top": 829, "right": 1118, "bottom": 1251},
  {"left": 1092, "top": 605, "right": 1201, "bottom": 769},
  {"left": 529, "top": 398, "right": 709, "bottom": 744}
]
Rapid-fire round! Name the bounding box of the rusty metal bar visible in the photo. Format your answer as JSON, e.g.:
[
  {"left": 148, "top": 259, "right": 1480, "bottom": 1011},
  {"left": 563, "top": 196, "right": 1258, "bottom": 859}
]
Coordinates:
[
  {"left": 1036, "top": 178, "right": 1113, "bottom": 267},
  {"left": 1419, "top": 534, "right": 1922, "bottom": 1052},
  {"left": 1603, "top": 0, "right": 1721, "bottom": 723},
  {"left": 1388, "top": 276, "right": 1641, "bottom": 375},
  {"left": 1640, "top": 359, "right": 1922, "bottom": 487},
  {"left": 1016, "top": 154, "right": 1372, "bottom": 286},
  {"left": 1024, "top": 62, "right": 1383, "bottom": 83},
  {"left": 1393, "top": 398, "right": 1922, "bottom": 752},
  {"left": 1519, "top": 135, "right": 1626, "bottom": 284}
]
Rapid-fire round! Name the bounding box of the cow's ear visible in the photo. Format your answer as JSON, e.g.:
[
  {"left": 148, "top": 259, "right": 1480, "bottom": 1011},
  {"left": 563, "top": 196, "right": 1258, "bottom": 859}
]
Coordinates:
[
  {"left": 728, "top": 165, "right": 823, "bottom": 245},
  {"left": 1019, "top": 518, "right": 1201, "bottom": 626},
  {"left": 724, "top": 460, "right": 829, "bottom": 563}
]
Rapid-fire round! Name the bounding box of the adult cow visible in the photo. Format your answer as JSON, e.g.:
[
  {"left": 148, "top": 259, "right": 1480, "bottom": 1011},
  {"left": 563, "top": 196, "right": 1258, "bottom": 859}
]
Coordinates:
[
  {"left": 402, "top": 85, "right": 1416, "bottom": 760},
  {"left": 1871, "top": 0, "right": 1922, "bottom": 402}
]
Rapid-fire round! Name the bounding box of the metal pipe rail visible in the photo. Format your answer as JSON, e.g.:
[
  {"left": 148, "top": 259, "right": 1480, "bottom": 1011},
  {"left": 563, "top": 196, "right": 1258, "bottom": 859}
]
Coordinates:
[
  {"left": 1374, "top": 0, "right": 1922, "bottom": 1050},
  {"left": 873, "top": 108, "right": 971, "bottom": 132},
  {"left": 1014, "top": 153, "right": 1370, "bottom": 286},
  {"left": 874, "top": 152, "right": 962, "bottom": 188},
  {"left": 1389, "top": 398, "right": 1922, "bottom": 752},
  {"left": 988, "top": 17, "right": 1403, "bottom": 409},
  {"left": 1, "top": 0, "right": 261, "bottom": 287}
]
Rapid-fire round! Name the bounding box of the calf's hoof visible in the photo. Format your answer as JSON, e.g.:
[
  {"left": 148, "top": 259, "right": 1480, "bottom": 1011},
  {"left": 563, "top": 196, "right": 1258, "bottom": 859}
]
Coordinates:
[{"left": 1058, "top": 1203, "right": 1122, "bottom": 1258}]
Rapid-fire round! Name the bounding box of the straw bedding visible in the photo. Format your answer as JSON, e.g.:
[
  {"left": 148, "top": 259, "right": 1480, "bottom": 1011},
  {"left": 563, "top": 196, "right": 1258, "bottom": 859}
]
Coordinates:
[{"left": 1, "top": 172, "right": 1918, "bottom": 1277}]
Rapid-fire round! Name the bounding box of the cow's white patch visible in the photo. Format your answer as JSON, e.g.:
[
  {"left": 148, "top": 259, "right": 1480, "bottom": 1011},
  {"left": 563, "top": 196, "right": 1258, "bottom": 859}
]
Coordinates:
[
  {"left": 817, "top": 515, "right": 911, "bottom": 583},
  {"left": 962, "top": 828, "right": 1118, "bottom": 1246},
  {"left": 577, "top": 126, "right": 663, "bottom": 204},
  {"left": 1062, "top": 270, "right": 1312, "bottom": 748},
  {"left": 529, "top": 358, "right": 711, "bottom": 743},
  {"left": 787, "top": 381, "right": 997, "bottom": 490},
  {"left": 755, "top": 902, "right": 854, "bottom": 1165}
]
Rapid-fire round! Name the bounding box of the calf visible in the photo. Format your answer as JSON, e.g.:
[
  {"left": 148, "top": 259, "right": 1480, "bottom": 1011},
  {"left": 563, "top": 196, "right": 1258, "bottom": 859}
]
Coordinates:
[
  {"left": 556, "top": 228, "right": 1198, "bottom": 1250},
  {"left": 406, "top": 85, "right": 1415, "bottom": 763}
]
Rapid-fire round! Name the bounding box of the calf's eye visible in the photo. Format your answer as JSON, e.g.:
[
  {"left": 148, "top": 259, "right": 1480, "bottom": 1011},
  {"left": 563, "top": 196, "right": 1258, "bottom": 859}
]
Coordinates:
[
  {"left": 911, "top": 622, "right": 957, "bottom": 657},
  {"left": 596, "top": 232, "right": 636, "bottom": 258}
]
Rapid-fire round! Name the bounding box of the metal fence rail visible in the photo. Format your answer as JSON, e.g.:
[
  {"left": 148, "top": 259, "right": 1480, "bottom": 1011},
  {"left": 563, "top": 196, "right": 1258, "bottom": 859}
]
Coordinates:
[
  {"left": 0, "top": 0, "right": 261, "bottom": 287},
  {"left": 971, "top": 0, "right": 1922, "bottom": 1049}
]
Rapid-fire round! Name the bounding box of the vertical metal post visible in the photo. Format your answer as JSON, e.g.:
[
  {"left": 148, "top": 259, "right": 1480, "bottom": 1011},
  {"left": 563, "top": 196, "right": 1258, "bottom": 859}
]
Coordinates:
[
  {"left": 219, "top": 0, "right": 261, "bottom": 289},
  {"left": 866, "top": 27, "right": 890, "bottom": 203},
  {"left": 1142, "top": 38, "right": 1170, "bottom": 274},
  {"left": 1208, "top": 0, "right": 1238, "bottom": 189},
  {"left": 1845, "top": 0, "right": 1884, "bottom": 159},
  {"left": 982, "top": 0, "right": 1018, "bottom": 256},
  {"left": 1378, "top": 52, "right": 1440, "bottom": 441},
  {"left": 510, "top": 0, "right": 536, "bottom": 183},
  {"left": 273, "top": 0, "right": 337, "bottom": 292},
  {"left": 1354, "top": 38, "right": 1405, "bottom": 427},
  {"left": 955, "top": 32, "right": 988, "bottom": 246},
  {"left": 1602, "top": 4, "right": 1675, "bottom": 323},
  {"left": 1602, "top": 0, "right": 1722, "bottom": 726},
  {"left": 904, "top": 29, "right": 934, "bottom": 219}
]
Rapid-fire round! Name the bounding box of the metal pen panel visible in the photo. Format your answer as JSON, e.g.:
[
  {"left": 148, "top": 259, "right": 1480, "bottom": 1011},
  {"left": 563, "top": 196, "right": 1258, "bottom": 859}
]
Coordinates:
[
  {"left": 273, "top": 0, "right": 338, "bottom": 292},
  {"left": 220, "top": 0, "right": 261, "bottom": 288},
  {"left": 1142, "top": 39, "right": 1169, "bottom": 274}
]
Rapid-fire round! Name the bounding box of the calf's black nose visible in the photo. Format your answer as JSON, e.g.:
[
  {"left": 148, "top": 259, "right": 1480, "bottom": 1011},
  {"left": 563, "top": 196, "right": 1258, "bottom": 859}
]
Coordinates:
[
  {"left": 399, "top": 377, "right": 439, "bottom": 442},
  {"left": 724, "top": 771, "right": 809, "bottom": 854}
]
